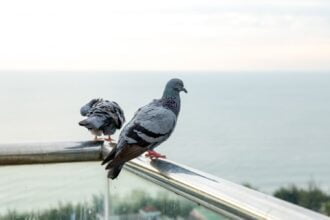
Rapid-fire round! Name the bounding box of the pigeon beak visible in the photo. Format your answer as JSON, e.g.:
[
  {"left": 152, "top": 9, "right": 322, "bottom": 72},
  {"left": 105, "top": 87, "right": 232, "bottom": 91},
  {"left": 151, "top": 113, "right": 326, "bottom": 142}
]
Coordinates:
[{"left": 182, "top": 87, "right": 188, "bottom": 93}]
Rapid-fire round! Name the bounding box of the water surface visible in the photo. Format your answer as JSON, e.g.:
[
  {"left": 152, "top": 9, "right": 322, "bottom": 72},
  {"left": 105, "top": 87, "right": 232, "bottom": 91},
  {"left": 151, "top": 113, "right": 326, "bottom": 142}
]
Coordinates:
[{"left": 0, "top": 71, "right": 329, "bottom": 192}]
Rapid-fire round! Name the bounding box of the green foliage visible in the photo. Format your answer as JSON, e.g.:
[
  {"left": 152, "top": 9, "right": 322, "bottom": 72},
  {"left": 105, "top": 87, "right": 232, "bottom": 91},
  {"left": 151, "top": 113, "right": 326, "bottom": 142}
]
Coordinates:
[
  {"left": 321, "top": 201, "right": 330, "bottom": 216},
  {"left": 273, "top": 182, "right": 330, "bottom": 216},
  {"left": 242, "top": 183, "right": 259, "bottom": 191},
  {"left": 0, "top": 190, "right": 196, "bottom": 219},
  {"left": 274, "top": 185, "right": 301, "bottom": 205},
  {"left": 112, "top": 190, "right": 196, "bottom": 218},
  {"left": 0, "top": 196, "right": 104, "bottom": 220},
  {"left": 3, "top": 183, "right": 329, "bottom": 219}
]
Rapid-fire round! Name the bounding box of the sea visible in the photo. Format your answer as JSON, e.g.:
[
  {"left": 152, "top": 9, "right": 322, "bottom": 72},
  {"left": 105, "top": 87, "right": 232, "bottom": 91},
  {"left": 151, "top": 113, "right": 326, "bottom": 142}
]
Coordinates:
[{"left": 0, "top": 71, "right": 329, "bottom": 199}]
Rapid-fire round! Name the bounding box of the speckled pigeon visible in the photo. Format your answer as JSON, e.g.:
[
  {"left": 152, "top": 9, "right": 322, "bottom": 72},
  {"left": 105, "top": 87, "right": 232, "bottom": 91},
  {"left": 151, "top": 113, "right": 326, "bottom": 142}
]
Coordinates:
[
  {"left": 102, "top": 78, "right": 187, "bottom": 179},
  {"left": 79, "top": 98, "right": 125, "bottom": 142}
]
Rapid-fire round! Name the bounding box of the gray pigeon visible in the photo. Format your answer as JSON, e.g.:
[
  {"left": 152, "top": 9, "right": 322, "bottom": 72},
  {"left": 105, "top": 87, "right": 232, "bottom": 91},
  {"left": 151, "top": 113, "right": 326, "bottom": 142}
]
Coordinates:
[
  {"left": 79, "top": 98, "right": 125, "bottom": 141},
  {"left": 102, "top": 78, "right": 187, "bottom": 179}
]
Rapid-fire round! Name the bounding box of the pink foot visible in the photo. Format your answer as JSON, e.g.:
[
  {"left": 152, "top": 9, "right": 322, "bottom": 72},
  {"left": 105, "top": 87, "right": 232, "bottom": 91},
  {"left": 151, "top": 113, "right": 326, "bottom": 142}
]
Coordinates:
[
  {"left": 145, "top": 150, "right": 166, "bottom": 160},
  {"left": 94, "top": 136, "right": 104, "bottom": 141},
  {"left": 104, "top": 136, "right": 115, "bottom": 143}
]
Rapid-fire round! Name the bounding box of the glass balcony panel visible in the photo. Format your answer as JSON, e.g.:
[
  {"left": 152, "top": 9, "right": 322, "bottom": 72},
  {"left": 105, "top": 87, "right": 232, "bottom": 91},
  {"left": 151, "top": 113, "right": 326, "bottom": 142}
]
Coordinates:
[
  {"left": 108, "top": 170, "right": 231, "bottom": 220},
  {"left": 0, "top": 162, "right": 230, "bottom": 220},
  {"left": 0, "top": 162, "right": 107, "bottom": 220}
]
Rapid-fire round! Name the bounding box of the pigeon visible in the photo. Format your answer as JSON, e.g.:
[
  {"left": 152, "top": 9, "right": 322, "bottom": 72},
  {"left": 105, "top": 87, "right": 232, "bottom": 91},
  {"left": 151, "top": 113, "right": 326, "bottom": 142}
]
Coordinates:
[
  {"left": 79, "top": 98, "right": 125, "bottom": 142},
  {"left": 102, "top": 78, "right": 187, "bottom": 179}
]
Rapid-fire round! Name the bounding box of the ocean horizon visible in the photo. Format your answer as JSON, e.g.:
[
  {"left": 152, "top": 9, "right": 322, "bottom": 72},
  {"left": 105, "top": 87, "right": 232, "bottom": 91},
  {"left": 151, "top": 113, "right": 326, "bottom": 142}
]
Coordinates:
[{"left": 0, "top": 71, "right": 329, "bottom": 193}]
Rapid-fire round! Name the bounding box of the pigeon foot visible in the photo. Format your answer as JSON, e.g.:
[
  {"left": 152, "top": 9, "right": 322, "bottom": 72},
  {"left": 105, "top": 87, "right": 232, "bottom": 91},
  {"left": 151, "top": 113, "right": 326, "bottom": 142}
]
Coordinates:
[
  {"left": 145, "top": 150, "right": 166, "bottom": 160},
  {"left": 94, "top": 136, "right": 104, "bottom": 141},
  {"left": 104, "top": 136, "right": 115, "bottom": 143}
]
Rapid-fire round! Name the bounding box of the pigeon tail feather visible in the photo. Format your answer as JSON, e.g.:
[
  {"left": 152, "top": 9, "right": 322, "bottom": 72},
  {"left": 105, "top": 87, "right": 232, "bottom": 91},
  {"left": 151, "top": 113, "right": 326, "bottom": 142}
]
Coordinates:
[
  {"left": 107, "top": 164, "right": 123, "bottom": 179},
  {"left": 102, "top": 146, "right": 124, "bottom": 179},
  {"left": 101, "top": 146, "right": 117, "bottom": 165}
]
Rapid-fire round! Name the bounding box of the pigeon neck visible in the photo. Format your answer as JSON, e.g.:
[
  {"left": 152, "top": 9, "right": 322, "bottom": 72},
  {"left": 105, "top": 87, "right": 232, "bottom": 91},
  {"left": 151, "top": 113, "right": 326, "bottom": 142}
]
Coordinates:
[{"left": 162, "top": 92, "right": 181, "bottom": 116}]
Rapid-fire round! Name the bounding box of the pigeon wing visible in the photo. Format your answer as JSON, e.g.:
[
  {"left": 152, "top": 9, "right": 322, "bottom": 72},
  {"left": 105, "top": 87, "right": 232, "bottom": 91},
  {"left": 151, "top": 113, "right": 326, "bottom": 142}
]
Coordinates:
[
  {"left": 88, "top": 100, "right": 125, "bottom": 128},
  {"left": 80, "top": 98, "right": 102, "bottom": 116},
  {"left": 120, "top": 103, "right": 177, "bottom": 150},
  {"left": 103, "top": 103, "right": 176, "bottom": 168},
  {"left": 105, "top": 144, "right": 146, "bottom": 169},
  {"left": 108, "top": 101, "right": 125, "bottom": 129}
]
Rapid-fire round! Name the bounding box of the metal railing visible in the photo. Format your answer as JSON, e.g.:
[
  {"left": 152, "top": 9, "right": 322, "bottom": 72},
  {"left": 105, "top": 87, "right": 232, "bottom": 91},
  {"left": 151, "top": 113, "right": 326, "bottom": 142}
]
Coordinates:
[{"left": 0, "top": 141, "right": 329, "bottom": 220}]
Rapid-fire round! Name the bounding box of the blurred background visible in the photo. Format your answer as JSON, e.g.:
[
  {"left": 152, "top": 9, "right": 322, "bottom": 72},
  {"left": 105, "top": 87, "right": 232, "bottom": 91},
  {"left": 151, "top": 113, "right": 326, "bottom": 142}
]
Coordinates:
[{"left": 0, "top": 0, "right": 330, "bottom": 217}]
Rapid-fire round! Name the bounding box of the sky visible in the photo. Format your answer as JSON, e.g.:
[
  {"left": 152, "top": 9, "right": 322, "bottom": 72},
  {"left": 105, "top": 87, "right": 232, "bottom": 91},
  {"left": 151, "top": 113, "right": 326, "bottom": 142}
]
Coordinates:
[{"left": 0, "top": 0, "right": 329, "bottom": 72}]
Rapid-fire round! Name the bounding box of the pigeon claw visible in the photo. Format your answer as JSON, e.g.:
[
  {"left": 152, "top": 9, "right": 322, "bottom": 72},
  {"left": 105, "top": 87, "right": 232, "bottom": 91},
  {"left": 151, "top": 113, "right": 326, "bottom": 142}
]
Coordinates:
[
  {"left": 145, "top": 150, "right": 166, "bottom": 160},
  {"left": 104, "top": 136, "right": 115, "bottom": 143},
  {"left": 94, "top": 136, "right": 104, "bottom": 141}
]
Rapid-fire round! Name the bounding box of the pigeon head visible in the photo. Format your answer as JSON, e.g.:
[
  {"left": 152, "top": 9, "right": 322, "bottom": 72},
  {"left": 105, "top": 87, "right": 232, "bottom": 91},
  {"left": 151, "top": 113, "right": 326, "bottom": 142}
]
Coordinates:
[
  {"left": 163, "top": 78, "right": 187, "bottom": 98},
  {"left": 79, "top": 116, "right": 105, "bottom": 130}
]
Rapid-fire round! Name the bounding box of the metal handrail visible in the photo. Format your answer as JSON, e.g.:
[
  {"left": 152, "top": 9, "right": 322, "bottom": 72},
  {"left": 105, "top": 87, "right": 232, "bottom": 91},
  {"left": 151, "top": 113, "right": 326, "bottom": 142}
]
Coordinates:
[
  {"left": 0, "top": 141, "right": 104, "bottom": 164},
  {"left": 0, "top": 141, "right": 329, "bottom": 220}
]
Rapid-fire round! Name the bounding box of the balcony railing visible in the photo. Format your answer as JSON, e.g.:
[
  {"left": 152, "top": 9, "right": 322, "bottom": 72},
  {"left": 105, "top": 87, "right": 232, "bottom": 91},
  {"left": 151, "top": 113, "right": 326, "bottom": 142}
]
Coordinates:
[{"left": 0, "top": 141, "right": 329, "bottom": 220}]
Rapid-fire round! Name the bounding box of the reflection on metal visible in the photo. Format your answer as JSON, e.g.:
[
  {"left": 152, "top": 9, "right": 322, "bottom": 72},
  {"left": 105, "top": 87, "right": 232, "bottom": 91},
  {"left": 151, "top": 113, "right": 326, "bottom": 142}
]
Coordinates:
[
  {"left": 0, "top": 141, "right": 329, "bottom": 220},
  {"left": 102, "top": 143, "right": 330, "bottom": 220},
  {"left": 0, "top": 141, "right": 104, "bottom": 165},
  {"left": 104, "top": 175, "right": 110, "bottom": 220}
]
